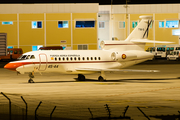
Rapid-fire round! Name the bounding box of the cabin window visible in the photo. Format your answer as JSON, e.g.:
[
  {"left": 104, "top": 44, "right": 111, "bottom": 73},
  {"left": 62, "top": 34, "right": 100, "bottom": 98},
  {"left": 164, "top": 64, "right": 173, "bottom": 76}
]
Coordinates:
[
  {"left": 87, "top": 57, "right": 89, "bottom": 60},
  {"left": 91, "top": 57, "right": 93, "bottom": 60},
  {"left": 78, "top": 57, "right": 80, "bottom": 60},
  {"left": 63, "top": 57, "right": 65, "bottom": 61},
  {"left": 66, "top": 57, "right": 69, "bottom": 60},
  {"left": 82, "top": 57, "right": 85, "bottom": 60},
  {"left": 70, "top": 57, "right": 72, "bottom": 60},
  {"left": 55, "top": 58, "right": 57, "bottom": 61},
  {"left": 59, "top": 57, "right": 61, "bottom": 61},
  {"left": 74, "top": 57, "right": 77, "bottom": 60},
  {"left": 98, "top": 57, "right": 101, "bottom": 60},
  {"left": 94, "top": 57, "right": 97, "bottom": 60}
]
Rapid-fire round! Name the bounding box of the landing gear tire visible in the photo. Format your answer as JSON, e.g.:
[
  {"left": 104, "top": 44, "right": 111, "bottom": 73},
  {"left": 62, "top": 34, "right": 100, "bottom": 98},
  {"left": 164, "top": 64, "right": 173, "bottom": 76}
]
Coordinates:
[
  {"left": 28, "top": 72, "right": 35, "bottom": 83},
  {"left": 28, "top": 79, "right": 34, "bottom": 83},
  {"left": 78, "top": 74, "right": 85, "bottom": 81},
  {"left": 98, "top": 76, "right": 106, "bottom": 82}
]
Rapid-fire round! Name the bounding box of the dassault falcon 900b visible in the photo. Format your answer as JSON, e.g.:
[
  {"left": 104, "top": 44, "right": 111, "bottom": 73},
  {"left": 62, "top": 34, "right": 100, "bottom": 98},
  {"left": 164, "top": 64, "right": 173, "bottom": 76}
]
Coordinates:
[{"left": 4, "top": 16, "right": 171, "bottom": 83}]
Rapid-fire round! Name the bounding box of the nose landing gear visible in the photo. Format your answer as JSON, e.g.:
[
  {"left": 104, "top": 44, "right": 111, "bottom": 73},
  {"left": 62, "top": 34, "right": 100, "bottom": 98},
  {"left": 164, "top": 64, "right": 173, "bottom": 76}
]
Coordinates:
[{"left": 28, "top": 72, "right": 35, "bottom": 83}]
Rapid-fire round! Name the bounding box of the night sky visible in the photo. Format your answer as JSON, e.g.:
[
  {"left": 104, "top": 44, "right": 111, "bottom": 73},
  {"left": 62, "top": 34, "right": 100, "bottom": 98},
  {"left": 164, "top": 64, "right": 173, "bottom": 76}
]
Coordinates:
[{"left": 0, "top": 0, "right": 180, "bottom": 5}]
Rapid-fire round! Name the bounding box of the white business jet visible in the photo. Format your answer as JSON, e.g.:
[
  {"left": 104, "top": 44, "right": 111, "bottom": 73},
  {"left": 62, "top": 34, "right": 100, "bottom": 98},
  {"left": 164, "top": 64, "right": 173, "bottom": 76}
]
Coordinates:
[{"left": 4, "top": 16, "right": 171, "bottom": 83}]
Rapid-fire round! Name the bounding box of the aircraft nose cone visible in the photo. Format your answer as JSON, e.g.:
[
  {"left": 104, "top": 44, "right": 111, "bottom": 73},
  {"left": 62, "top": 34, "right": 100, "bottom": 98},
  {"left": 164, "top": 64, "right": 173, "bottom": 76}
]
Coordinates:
[{"left": 4, "top": 63, "right": 18, "bottom": 71}]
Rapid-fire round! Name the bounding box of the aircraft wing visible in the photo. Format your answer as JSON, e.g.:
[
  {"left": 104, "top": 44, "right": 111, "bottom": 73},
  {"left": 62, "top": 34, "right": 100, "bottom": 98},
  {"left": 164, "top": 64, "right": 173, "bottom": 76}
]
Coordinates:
[
  {"left": 75, "top": 68, "right": 159, "bottom": 72},
  {"left": 130, "top": 39, "right": 173, "bottom": 44}
]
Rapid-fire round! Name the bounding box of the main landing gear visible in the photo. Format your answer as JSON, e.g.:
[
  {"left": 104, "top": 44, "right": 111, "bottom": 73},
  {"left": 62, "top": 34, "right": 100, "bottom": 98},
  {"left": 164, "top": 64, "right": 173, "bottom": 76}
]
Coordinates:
[
  {"left": 98, "top": 71, "right": 106, "bottom": 82},
  {"left": 28, "top": 72, "right": 35, "bottom": 83},
  {"left": 98, "top": 76, "right": 106, "bottom": 81},
  {"left": 78, "top": 74, "right": 86, "bottom": 81},
  {"left": 77, "top": 71, "right": 106, "bottom": 82}
]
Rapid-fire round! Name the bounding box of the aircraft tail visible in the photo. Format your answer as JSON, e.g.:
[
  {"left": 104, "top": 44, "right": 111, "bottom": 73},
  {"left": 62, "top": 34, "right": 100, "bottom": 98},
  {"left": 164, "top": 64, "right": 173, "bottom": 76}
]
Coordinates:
[{"left": 125, "top": 16, "right": 152, "bottom": 42}]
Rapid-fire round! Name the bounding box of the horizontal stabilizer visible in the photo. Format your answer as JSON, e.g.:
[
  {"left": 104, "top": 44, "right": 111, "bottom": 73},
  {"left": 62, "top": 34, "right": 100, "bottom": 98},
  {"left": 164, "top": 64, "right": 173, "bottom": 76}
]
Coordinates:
[
  {"left": 75, "top": 68, "right": 159, "bottom": 72},
  {"left": 130, "top": 39, "right": 173, "bottom": 44}
]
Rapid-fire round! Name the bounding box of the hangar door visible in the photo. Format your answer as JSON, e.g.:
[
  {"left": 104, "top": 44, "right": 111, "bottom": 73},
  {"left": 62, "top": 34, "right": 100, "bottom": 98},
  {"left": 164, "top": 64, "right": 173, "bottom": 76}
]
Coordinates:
[{"left": 0, "top": 33, "right": 7, "bottom": 56}]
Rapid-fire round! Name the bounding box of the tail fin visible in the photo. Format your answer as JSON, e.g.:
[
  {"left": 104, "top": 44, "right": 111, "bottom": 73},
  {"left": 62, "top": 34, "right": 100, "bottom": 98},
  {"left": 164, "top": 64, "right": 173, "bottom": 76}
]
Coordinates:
[{"left": 125, "top": 16, "right": 152, "bottom": 42}]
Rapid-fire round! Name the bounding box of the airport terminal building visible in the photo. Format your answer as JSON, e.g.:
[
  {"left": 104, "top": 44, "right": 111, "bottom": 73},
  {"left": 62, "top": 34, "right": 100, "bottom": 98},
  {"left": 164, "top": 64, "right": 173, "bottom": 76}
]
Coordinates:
[{"left": 0, "top": 4, "right": 180, "bottom": 52}]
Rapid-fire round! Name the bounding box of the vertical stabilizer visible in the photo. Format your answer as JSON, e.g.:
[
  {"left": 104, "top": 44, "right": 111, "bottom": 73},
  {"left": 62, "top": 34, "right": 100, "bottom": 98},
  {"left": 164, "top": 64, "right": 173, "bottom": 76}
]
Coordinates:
[{"left": 125, "top": 16, "right": 152, "bottom": 42}]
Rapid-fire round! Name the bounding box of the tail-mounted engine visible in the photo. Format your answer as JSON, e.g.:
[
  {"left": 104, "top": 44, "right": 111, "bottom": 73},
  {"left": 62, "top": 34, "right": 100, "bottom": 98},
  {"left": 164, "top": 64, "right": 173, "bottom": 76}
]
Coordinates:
[{"left": 111, "top": 51, "right": 137, "bottom": 62}]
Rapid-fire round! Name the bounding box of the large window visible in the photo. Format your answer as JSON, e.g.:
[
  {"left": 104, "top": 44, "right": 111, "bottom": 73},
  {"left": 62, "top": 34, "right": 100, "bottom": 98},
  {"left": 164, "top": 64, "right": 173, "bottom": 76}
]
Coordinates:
[
  {"left": 7, "top": 46, "right": 13, "bottom": 49},
  {"left": 32, "top": 45, "right": 43, "bottom": 51},
  {"left": 166, "top": 20, "right": 179, "bottom": 28},
  {"left": 78, "top": 45, "right": 88, "bottom": 50},
  {"left": 159, "top": 21, "right": 164, "bottom": 28},
  {"left": 99, "top": 21, "right": 105, "bottom": 28},
  {"left": 132, "top": 21, "right": 138, "bottom": 28},
  {"left": 58, "top": 21, "right": 68, "bottom": 28},
  {"left": 172, "top": 29, "right": 180, "bottom": 36},
  {"left": 76, "top": 21, "right": 95, "bottom": 28},
  {"left": 150, "top": 22, "right": 153, "bottom": 28},
  {"left": 119, "top": 21, "right": 125, "bottom": 28},
  {"left": 32, "top": 21, "right": 42, "bottom": 28},
  {"left": 2, "top": 21, "right": 13, "bottom": 25}
]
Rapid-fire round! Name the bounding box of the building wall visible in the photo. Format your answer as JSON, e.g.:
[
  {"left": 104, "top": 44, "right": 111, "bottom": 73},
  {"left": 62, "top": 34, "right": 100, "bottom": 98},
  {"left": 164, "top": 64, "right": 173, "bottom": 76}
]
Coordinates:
[
  {"left": 72, "top": 13, "right": 98, "bottom": 50},
  {"left": 0, "top": 14, "right": 17, "bottom": 46},
  {"left": 0, "top": 4, "right": 98, "bottom": 52},
  {"left": 46, "top": 13, "right": 71, "bottom": 47},
  {"left": 112, "top": 14, "right": 126, "bottom": 40},
  {"left": 99, "top": 4, "right": 180, "bottom": 50},
  {"left": 154, "top": 13, "right": 179, "bottom": 46},
  {"left": 98, "top": 13, "right": 110, "bottom": 49},
  {"left": 1, "top": 4, "right": 180, "bottom": 52}
]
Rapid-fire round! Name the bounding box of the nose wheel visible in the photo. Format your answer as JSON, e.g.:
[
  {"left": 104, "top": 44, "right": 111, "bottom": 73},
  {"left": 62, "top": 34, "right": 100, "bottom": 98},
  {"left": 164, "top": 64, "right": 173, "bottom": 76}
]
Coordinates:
[
  {"left": 28, "top": 72, "right": 35, "bottom": 83},
  {"left": 28, "top": 78, "right": 34, "bottom": 83}
]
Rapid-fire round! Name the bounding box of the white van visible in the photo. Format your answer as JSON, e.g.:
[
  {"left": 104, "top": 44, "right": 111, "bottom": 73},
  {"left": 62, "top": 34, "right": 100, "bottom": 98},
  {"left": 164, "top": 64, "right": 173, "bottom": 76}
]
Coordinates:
[
  {"left": 155, "top": 47, "right": 166, "bottom": 58},
  {"left": 167, "top": 50, "right": 180, "bottom": 60}
]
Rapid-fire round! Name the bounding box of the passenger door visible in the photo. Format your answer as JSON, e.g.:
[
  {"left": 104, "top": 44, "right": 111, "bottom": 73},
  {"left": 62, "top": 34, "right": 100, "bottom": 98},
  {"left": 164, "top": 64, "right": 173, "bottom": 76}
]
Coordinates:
[{"left": 39, "top": 54, "right": 47, "bottom": 71}]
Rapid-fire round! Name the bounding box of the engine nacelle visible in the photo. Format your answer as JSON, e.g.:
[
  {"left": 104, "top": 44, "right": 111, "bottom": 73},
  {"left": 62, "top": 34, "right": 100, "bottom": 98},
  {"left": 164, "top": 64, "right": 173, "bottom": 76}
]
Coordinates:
[{"left": 111, "top": 51, "right": 137, "bottom": 62}]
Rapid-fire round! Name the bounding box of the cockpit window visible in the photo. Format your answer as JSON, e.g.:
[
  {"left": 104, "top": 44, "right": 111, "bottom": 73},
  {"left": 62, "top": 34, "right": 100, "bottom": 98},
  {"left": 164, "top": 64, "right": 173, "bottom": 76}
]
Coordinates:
[
  {"left": 17, "top": 55, "right": 23, "bottom": 60},
  {"left": 30, "top": 55, "right": 35, "bottom": 59},
  {"left": 21, "top": 55, "right": 27, "bottom": 59},
  {"left": 27, "top": 55, "right": 31, "bottom": 59},
  {"left": 18, "top": 55, "right": 35, "bottom": 60}
]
